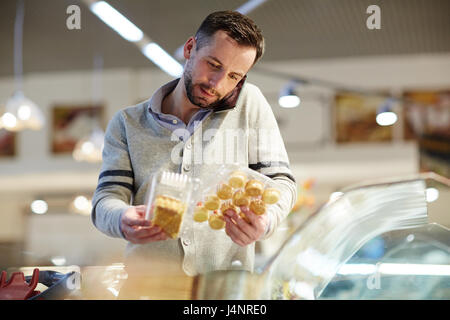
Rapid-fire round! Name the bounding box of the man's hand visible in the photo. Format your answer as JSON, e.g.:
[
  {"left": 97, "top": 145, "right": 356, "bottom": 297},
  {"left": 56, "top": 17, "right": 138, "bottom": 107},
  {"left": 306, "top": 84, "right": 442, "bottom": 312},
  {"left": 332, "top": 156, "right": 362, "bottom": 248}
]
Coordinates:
[
  {"left": 223, "top": 206, "right": 270, "bottom": 247},
  {"left": 120, "top": 205, "right": 170, "bottom": 244}
]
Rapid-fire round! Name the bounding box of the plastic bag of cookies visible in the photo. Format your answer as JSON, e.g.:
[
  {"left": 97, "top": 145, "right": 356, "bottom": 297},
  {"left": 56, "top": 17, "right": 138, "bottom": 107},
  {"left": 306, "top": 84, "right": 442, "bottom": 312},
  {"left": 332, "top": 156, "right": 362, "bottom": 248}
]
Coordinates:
[
  {"left": 193, "top": 164, "right": 281, "bottom": 231},
  {"left": 144, "top": 169, "right": 200, "bottom": 239}
]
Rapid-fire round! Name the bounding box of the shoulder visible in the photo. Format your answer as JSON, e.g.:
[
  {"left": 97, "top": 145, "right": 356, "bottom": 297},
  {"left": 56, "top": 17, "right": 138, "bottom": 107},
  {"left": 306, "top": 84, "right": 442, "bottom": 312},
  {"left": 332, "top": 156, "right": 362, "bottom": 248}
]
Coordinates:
[
  {"left": 122, "top": 100, "right": 148, "bottom": 121},
  {"left": 237, "top": 81, "right": 272, "bottom": 114},
  {"left": 109, "top": 101, "right": 147, "bottom": 125},
  {"left": 240, "top": 82, "right": 266, "bottom": 101},
  {"left": 106, "top": 101, "right": 148, "bottom": 137}
]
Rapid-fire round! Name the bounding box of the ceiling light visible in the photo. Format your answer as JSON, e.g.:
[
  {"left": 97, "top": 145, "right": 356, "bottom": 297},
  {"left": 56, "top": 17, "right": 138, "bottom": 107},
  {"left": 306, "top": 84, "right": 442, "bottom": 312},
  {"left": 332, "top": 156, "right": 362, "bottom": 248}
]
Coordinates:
[
  {"left": 425, "top": 187, "right": 439, "bottom": 203},
  {"left": 72, "top": 195, "right": 92, "bottom": 215},
  {"left": 85, "top": 1, "right": 182, "bottom": 78},
  {"left": 31, "top": 200, "right": 48, "bottom": 215},
  {"left": 142, "top": 42, "right": 183, "bottom": 78},
  {"left": 90, "top": 1, "right": 144, "bottom": 42},
  {"left": 51, "top": 256, "right": 67, "bottom": 266},
  {"left": 279, "top": 95, "right": 300, "bottom": 108},
  {"left": 236, "top": 0, "right": 269, "bottom": 14},
  {"left": 1, "top": 112, "right": 19, "bottom": 131},
  {"left": 2, "top": 0, "right": 45, "bottom": 132},
  {"left": 376, "top": 98, "right": 398, "bottom": 126},
  {"left": 5, "top": 91, "right": 45, "bottom": 131},
  {"left": 376, "top": 111, "right": 397, "bottom": 126},
  {"left": 279, "top": 80, "right": 301, "bottom": 108},
  {"left": 73, "top": 128, "right": 104, "bottom": 163},
  {"left": 74, "top": 196, "right": 90, "bottom": 211}
]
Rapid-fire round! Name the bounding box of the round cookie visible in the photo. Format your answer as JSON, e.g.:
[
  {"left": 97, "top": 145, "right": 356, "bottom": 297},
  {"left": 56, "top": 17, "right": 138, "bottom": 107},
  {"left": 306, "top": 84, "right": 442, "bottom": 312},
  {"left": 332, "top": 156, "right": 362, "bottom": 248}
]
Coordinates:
[
  {"left": 208, "top": 212, "right": 225, "bottom": 230},
  {"left": 204, "top": 195, "right": 220, "bottom": 211},
  {"left": 232, "top": 190, "right": 250, "bottom": 207},
  {"left": 249, "top": 199, "right": 266, "bottom": 215},
  {"left": 245, "top": 179, "right": 264, "bottom": 197},
  {"left": 220, "top": 201, "right": 238, "bottom": 215},
  {"left": 262, "top": 188, "right": 281, "bottom": 204},
  {"left": 228, "top": 171, "right": 247, "bottom": 189},
  {"left": 217, "top": 183, "right": 233, "bottom": 200},
  {"left": 193, "top": 206, "right": 209, "bottom": 222}
]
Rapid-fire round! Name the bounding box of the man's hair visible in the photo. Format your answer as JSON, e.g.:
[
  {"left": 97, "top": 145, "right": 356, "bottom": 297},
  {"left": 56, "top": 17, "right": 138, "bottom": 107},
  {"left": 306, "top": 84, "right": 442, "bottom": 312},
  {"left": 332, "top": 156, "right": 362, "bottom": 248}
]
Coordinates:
[{"left": 194, "top": 10, "right": 265, "bottom": 65}]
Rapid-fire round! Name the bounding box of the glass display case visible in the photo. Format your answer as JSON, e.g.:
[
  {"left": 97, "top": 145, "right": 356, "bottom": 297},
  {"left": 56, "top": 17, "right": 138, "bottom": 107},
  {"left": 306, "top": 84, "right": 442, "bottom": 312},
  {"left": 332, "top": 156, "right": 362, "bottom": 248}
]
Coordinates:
[
  {"left": 1, "top": 173, "right": 448, "bottom": 300},
  {"left": 195, "top": 173, "right": 449, "bottom": 300}
]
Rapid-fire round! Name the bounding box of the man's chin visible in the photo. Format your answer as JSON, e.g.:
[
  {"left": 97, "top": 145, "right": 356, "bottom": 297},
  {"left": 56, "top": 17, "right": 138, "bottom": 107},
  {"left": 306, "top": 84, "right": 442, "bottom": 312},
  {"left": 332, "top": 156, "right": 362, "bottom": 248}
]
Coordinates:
[{"left": 192, "top": 97, "right": 220, "bottom": 110}]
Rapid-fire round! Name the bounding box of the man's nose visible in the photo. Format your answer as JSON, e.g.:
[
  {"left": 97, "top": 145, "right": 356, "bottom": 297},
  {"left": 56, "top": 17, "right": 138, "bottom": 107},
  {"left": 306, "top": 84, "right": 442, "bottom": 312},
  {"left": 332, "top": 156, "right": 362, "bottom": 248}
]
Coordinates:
[{"left": 208, "top": 71, "right": 227, "bottom": 92}]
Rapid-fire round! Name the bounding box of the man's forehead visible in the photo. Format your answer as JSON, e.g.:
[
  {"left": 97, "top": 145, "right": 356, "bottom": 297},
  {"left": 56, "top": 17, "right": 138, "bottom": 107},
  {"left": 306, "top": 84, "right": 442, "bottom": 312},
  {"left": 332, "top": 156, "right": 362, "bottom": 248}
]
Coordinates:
[{"left": 197, "top": 31, "right": 256, "bottom": 72}]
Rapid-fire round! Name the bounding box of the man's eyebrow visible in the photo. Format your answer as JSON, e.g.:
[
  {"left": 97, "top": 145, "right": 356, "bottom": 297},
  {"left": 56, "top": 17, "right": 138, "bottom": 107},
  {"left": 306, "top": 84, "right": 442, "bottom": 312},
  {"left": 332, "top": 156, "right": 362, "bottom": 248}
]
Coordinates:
[
  {"left": 207, "top": 56, "right": 245, "bottom": 78},
  {"left": 207, "top": 56, "right": 223, "bottom": 65}
]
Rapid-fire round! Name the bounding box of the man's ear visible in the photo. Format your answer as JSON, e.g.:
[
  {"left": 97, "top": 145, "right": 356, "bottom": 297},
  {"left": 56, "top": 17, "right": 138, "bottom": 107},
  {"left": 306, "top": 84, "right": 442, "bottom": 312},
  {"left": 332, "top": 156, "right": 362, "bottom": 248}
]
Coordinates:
[{"left": 183, "top": 37, "right": 196, "bottom": 59}]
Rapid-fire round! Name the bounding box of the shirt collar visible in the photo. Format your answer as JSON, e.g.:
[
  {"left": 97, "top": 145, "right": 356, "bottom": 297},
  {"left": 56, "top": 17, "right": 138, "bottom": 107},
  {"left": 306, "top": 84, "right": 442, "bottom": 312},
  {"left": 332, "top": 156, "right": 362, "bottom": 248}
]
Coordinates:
[{"left": 148, "top": 78, "right": 179, "bottom": 115}]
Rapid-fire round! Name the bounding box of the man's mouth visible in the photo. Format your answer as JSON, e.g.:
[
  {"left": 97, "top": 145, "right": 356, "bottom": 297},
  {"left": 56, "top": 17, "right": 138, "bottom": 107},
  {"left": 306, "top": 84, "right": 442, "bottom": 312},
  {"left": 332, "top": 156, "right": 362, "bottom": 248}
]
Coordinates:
[{"left": 199, "top": 86, "right": 216, "bottom": 98}]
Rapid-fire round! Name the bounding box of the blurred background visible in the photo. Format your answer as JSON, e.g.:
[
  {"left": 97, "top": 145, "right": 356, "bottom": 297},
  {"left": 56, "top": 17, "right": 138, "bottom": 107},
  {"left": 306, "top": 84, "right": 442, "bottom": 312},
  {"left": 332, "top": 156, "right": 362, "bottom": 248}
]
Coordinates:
[{"left": 0, "top": 0, "right": 448, "bottom": 277}]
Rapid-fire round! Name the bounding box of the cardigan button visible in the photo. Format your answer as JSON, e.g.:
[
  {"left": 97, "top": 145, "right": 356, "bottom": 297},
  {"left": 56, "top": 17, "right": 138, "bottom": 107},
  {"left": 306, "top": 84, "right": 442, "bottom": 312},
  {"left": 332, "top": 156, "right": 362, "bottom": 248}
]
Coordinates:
[{"left": 183, "top": 164, "right": 191, "bottom": 172}]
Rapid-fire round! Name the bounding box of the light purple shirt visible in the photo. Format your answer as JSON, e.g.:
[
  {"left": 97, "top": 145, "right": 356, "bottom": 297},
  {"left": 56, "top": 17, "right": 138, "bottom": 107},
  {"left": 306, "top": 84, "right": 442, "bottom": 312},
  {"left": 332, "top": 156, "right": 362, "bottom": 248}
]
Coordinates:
[{"left": 147, "top": 79, "right": 212, "bottom": 141}]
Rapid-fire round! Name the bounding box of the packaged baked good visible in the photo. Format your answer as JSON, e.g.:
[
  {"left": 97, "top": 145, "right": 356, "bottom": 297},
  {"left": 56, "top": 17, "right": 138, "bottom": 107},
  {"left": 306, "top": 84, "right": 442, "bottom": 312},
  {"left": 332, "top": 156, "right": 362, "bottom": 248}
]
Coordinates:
[
  {"left": 193, "top": 203, "right": 209, "bottom": 222},
  {"left": 193, "top": 163, "right": 282, "bottom": 231},
  {"left": 204, "top": 195, "right": 221, "bottom": 210},
  {"left": 262, "top": 188, "right": 281, "bottom": 204},
  {"left": 232, "top": 189, "right": 250, "bottom": 207},
  {"left": 208, "top": 210, "right": 225, "bottom": 230},
  {"left": 249, "top": 199, "right": 266, "bottom": 215},
  {"left": 245, "top": 179, "right": 264, "bottom": 197},
  {"left": 228, "top": 171, "right": 247, "bottom": 188},
  {"left": 217, "top": 183, "right": 233, "bottom": 200},
  {"left": 144, "top": 170, "right": 200, "bottom": 239}
]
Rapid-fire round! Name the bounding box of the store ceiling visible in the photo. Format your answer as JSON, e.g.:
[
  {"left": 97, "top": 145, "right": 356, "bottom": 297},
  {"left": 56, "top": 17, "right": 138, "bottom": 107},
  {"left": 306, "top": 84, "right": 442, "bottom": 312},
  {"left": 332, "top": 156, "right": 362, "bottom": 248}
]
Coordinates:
[{"left": 0, "top": 0, "right": 449, "bottom": 77}]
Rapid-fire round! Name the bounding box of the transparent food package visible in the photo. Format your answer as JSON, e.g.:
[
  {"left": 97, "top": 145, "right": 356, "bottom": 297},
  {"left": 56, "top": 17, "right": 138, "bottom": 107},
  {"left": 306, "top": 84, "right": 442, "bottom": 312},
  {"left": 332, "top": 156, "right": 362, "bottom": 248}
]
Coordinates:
[
  {"left": 144, "top": 170, "right": 200, "bottom": 239},
  {"left": 192, "top": 163, "right": 281, "bottom": 231}
]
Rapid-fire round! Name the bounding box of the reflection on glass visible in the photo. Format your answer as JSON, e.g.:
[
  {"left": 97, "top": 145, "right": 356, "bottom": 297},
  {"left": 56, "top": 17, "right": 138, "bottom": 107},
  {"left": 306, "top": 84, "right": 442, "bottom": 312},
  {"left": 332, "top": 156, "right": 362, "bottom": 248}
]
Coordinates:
[
  {"left": 321, "top": 224, "right": 450, "bottom": 299},
  {"left": 265, "top": 179, "right": 428, "bottom": 299}
]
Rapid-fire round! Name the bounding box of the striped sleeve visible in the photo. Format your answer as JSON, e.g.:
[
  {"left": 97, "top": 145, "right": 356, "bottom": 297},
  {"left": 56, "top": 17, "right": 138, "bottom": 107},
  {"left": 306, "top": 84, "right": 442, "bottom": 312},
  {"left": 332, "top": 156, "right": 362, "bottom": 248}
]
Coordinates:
[
  {"left": 91, "top": 111, "right": 133, "bottom": 239},
  {"left": 247, "top": 85, "right": 298, "bottom": 239}
]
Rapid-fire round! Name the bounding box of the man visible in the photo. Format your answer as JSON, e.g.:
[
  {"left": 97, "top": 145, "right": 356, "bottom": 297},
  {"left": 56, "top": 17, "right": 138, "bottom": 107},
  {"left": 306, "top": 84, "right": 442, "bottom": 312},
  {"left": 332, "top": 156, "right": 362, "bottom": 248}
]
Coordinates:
[{"left": 92, "top": 11, "right": 297, "bottom": 279}]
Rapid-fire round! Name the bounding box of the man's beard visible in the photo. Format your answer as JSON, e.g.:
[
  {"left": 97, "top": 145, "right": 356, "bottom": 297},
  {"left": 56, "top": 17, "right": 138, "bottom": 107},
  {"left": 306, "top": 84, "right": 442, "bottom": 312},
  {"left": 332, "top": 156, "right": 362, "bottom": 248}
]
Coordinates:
[{"left": 183, "top": 65, "right": 228, "bottom": 110}]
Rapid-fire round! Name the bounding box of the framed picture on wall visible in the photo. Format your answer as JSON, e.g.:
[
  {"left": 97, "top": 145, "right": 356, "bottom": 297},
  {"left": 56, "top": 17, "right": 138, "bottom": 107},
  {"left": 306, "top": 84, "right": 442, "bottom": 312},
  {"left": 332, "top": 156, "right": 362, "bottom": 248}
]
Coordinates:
[
  {"left": 51, "top": 104, "right": 104, "bottom": 154},
  {"left": 402, "top": 90, "right": 450, "bottom": 140},
  {"left": 402, "top": 90, "right": 450, "bottom": 177},
  {"left": 0, "top": 128, "right": 16, "bottom": 157},
  {"left": 333, "top": 92, "right": 394, "bottom": 143}
]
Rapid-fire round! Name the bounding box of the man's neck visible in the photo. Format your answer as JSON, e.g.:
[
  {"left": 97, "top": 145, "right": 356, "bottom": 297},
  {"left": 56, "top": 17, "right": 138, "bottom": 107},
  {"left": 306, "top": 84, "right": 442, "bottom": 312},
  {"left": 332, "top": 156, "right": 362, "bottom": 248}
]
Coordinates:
[{"left": 161, "top": 79, "right": 202, "bottom": 125}]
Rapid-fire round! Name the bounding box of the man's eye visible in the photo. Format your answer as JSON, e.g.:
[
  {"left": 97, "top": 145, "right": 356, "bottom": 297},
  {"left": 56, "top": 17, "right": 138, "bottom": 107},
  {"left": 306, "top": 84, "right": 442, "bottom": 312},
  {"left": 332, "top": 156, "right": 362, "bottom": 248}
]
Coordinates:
[{"left": 208, "top": 61, "right": 219, "bottom": 69}]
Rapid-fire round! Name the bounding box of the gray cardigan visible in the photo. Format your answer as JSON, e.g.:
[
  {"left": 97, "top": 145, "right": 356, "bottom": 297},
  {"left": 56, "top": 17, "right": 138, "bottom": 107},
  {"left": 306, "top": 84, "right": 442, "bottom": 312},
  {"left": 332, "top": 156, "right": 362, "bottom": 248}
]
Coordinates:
[{"left": 91, "top": 79, "right": 298, "bottom": 276}]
